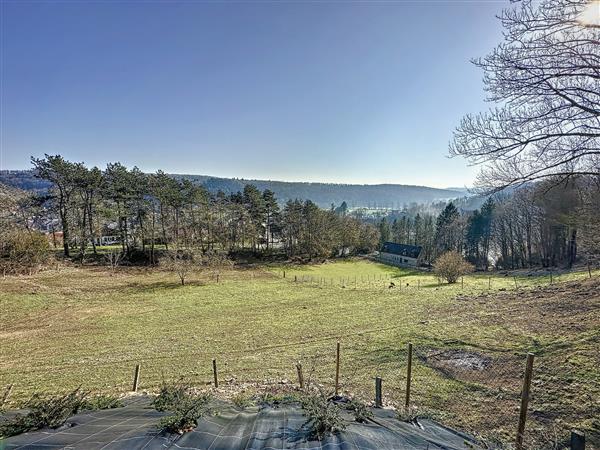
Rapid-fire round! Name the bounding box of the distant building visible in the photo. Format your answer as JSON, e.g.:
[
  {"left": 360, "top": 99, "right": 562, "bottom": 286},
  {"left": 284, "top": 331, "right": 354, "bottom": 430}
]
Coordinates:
[
  {"left": 95, "top": 235, "right": 121, "bottom": 246},
  {"left": 377, "top": 242, "right": 422, "bottom": 267}
]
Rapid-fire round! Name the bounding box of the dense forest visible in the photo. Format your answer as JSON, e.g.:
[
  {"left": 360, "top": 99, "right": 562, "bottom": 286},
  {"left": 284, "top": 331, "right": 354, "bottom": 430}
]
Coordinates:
[{"left": 0, "top": 169, "right": 465, "bottom": 209}]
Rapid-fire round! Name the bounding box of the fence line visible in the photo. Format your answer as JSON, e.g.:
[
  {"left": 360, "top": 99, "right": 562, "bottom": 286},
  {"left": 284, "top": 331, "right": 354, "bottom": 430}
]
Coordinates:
[{"left": 4, "top": 338, "right": 589, "bottom": 449}]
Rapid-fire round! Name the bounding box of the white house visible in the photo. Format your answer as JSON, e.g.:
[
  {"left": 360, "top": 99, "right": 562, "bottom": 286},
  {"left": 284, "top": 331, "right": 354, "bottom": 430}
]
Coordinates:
[{"left": 377, "top": 242, "right": 423, "bottom": 268}]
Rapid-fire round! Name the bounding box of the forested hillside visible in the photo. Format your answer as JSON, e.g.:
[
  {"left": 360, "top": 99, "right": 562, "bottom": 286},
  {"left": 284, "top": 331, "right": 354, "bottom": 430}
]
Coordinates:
[
  {"left": 176, "top": 175, "right": 466, "bottom": 207},
  {"left": 0, "top": 170, "right": 465, "bottom": 208}
]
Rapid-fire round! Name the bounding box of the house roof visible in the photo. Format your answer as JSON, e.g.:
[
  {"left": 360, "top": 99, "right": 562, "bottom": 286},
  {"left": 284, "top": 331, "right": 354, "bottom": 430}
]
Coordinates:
[{"left": 381, "top": 242, "right": 422, "bottom": 258}]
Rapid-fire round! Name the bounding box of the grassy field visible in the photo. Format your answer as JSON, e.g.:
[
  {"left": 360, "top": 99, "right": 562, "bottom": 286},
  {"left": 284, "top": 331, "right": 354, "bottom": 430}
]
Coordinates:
[{"left": 1, "top": 258, "right": 599, "bottom": 447}]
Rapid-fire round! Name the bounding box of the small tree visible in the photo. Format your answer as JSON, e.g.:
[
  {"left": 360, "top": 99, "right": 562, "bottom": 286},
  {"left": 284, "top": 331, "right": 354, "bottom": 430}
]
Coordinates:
[
  {"left": 204, "top": 252, "right": 233, "bottom": 282},
  {"left": 105, "top": 249, "right": 123, "bottom": 275},
  {"left": 434, "top": 251, "right": 474, "bottom": 284},
  {"left": 163, "top": 251, "right": 196, "bottom": 286}
]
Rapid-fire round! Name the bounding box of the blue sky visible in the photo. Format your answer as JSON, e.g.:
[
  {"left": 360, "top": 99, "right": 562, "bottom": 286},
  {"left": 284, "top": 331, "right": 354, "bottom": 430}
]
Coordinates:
[{"left": 1, "top": 0, "right": 506, "bottom": 188}]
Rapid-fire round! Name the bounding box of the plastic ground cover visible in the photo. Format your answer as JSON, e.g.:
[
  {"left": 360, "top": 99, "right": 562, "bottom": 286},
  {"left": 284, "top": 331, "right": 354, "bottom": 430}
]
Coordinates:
[{"left": 1, "top": 396, "right": 482, "bottom": 449}]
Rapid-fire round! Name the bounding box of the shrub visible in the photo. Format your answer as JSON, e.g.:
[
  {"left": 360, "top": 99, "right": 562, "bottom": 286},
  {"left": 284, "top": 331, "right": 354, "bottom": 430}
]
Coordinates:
[
  {"left": 153, "top": 381, "right": 212, "bottom": 434},
  {"left": 152, "top": 381, "right": 190, "bottom": 412},
  {"left": 0, "top": 229, "right": 49, "bottom": 276},
  {"left": 0, "top": 389, "right": 87, "bottom": 438},
  {"left": 301, "top": 393, "right": 346, "bottom": 438},
  {"left": 80, "top": 395, "right": 123, "bottom": 411},
  {"left": 231, "top": 392, "right": 254, "bottom": 409},
  {"left": 345, "top": 399, "right": 372, "bottom": 423},
  {"left": 157, "top": 393, "right": 211, "bottom": 434},
  {"left": 434, "top": 251, "right": 474, "bottom": 284}
]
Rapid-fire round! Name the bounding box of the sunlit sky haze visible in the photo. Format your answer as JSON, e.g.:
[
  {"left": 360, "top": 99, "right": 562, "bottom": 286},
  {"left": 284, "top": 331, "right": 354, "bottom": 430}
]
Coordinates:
[{"left": 1, "top": 0, "right": 509, "bottom": 188}]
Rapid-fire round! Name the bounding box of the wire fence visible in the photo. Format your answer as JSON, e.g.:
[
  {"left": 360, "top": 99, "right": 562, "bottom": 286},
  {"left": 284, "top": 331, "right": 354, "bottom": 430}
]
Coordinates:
[
  {"left": 3, "top": 336, "right": 598, "bottom": 449},
  {"left": 280, "top": 268, "right": 597, "bottom": 292}
]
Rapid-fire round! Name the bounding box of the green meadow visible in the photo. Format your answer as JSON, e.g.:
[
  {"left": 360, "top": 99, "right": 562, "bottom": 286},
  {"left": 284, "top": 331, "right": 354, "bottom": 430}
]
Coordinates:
[{"left": 2, "top": 259, "right": 598, "bottom": 444}]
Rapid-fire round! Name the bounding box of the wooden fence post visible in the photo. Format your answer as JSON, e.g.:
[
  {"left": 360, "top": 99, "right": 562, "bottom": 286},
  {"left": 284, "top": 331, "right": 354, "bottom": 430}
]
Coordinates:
[
  {"left": 488, "top": 276, "right": 491, "bottom": 290},
  {"left": 516, "top": 353, "right": 535, "bottom": 449},
  {"left": 283, "top": 271, "right": 286, "bottom": 279},
  {"left": 212, "top": 358, "right": 219, "bottom": 388},
  {"left": 461, "top": 277, "right": 464, "bottom": 289},
  {"left": 405, "top": 343, "right": 413, "bottom": 409},
  {"left": 294, "top": 275, "right": 297, "bottom": 282},
  {"left": 335, "top": 342, "right": 341, "bottom": 396},
  {"left": 296, "top": 363, "right": 304, "bottom": 389},
  {"left": 1, "top": 384, "right": 13, "bottom": 407},
  {"left": 571, "top": 430, "right": 585, "bottom": 450},
  {"left": 375, "top": 376, "right": 382, "bottom": 408},
  {"left": 132, "top": 364, "right": 141, "bottom": 392}
]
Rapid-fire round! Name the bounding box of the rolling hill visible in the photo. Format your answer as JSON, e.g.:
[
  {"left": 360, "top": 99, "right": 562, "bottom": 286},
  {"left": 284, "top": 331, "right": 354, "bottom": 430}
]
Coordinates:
[{"left": 0, "top": 170, "right": 467, "bottom": 208}]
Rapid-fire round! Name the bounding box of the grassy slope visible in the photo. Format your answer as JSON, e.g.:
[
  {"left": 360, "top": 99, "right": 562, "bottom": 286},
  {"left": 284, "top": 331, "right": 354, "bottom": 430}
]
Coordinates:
[{"left": 1, "top": 259, "right": 598, "bottom": 446}]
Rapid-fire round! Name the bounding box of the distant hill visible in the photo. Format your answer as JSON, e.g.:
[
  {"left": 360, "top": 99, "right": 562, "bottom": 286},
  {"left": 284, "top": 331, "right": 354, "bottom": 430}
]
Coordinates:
[
  {"left": 0, "top": 170, "right": 466, "bottom": 208},
  {"left": 0, "top": 170, "right": 52, "bottom": 193},
  {"left": 175, "top": 175, "right": 466, "bottom": 208}
]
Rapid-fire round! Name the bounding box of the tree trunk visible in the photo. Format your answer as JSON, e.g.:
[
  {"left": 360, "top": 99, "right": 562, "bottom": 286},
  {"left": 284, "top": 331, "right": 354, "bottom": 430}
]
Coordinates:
[{"left": 88, "top": 201, "right": 97, "bottom": 254}]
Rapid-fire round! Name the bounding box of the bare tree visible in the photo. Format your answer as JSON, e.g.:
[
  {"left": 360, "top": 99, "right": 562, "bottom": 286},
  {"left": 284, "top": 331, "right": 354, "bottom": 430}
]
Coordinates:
[
  {"left": 450, "top": 0, "right": 600, "bottom": 192},
  {"left": 105, "top": 249, "right": 123, "bottom": 275},
  {"left": 164, "top": 251, "right": 195, "bottom": 286},
  {"left": 576, "top": 172, "right": 600, "bottom": 265}
]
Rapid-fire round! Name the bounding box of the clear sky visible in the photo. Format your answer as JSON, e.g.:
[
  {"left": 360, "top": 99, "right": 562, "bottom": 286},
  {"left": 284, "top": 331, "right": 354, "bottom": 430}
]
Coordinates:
[{"left": 1, "top": 0, "right": 507, "bottom": 188}]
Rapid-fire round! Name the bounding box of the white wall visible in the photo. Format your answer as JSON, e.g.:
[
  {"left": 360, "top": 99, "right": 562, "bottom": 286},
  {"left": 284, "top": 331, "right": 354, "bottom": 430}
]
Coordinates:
[{"left": 378, "top": 252, "right": 418, "bottom": 267}]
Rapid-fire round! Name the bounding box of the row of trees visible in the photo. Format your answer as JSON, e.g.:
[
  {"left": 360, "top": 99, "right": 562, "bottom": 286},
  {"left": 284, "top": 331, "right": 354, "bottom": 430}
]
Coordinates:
[
  {"left": 23, "top": 155, "right": 380, "bottom": 261},
  {"left": 408, "top": 177, "right": 598, "bottom": 270},
  {"left": 377, "top": 214, "right": 437, "bottom": 263}
]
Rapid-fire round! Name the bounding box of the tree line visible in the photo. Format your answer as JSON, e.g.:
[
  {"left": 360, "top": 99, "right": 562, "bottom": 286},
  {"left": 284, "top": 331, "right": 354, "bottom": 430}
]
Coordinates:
[
  {"left": 378, "top": 176, "right": 599, "bottom": 271},
  {"left": 19, "top": 155, "right": 379, "bottom": 261},
  {"left": 406, "top": 0, "right": 600, "bottom": 272}
]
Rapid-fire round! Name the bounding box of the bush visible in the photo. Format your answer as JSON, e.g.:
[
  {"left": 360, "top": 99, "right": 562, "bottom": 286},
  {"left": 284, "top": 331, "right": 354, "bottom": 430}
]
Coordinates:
[
  {"left": 231, "top": 392, "right": 254, "bottom": 409},
  {"left": 345, "top": 399, "right": 372, "bottom": 423},
  {"left": 153, "top": 381, "right": 212, "bottom": 434},
  {"left": 0, "top": 389, "right": 87, "bottom": 438},
  {"left": 0, "top": 229, "right": 49, "bottom": 276},
  {"left": 301, "top": 393, "right": 346, "bottom": 438},
  {"left": 157, "top": 394, "right": 211, "bottom": 434},
  {"left": 152, "top": 381, "right": 190, "bottom": 412},
  {"left": 0, "top": 390, "right": 125, "bottom": 438},
  {"left": 80, "top": 395, "right": 123, "bottom": 411},
  {"left": 434, "top": 251, "right": 474, "bottom": 284}
]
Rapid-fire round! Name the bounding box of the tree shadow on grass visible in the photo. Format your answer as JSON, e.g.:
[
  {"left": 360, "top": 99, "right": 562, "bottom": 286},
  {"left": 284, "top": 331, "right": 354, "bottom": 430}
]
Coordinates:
[{"left": 104, "top": 279, "right": 210, "bottom": 293}]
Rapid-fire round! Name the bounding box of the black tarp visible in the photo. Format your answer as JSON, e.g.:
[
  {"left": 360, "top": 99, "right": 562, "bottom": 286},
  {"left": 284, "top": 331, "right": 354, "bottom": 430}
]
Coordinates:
[{"left": 1, "top": 396, "right": 481, "bottom": 449}]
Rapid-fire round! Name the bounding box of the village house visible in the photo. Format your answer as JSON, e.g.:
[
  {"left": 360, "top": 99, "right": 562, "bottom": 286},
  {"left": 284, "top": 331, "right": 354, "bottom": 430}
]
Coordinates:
[{"left": 377, "top": 242, "right": 423, "bottom": 267}]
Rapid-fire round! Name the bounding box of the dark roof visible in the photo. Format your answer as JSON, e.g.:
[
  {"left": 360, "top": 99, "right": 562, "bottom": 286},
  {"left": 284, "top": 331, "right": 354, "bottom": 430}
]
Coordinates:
[{"left": 381, "top": 242, "right": 422, "bottom": 258}]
